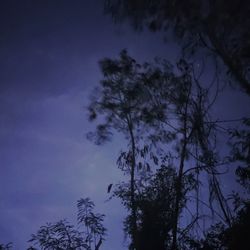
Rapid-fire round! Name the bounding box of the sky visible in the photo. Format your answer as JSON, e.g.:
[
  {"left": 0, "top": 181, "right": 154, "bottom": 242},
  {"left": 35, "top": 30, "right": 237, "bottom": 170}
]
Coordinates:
[
  {"left": 0, "top": 1, "right": 250, "bottom": 249},
  {"left": 0, "top": 1, "right": 177, "bottom": 249}
]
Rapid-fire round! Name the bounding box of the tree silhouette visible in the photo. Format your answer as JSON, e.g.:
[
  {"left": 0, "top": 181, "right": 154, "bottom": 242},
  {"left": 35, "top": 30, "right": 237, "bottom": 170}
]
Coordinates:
[
  {"left": 0, "top": 243, "right": 12, "bottom": 250},
  {"left": 29, "top": 220, "right": 87, "bottom": 250},
  {"left": 197, "top": 200, "right": 250, "bottom": 250},
  {"left": 115, "top": 164, "right": 196, "bottom": 250},
  {"left": 88, "top": 50, "right": 231, "bottom": 249},
  {"left": 77, "top": 198, "right": 106, "bottom": 250},
  {"left": 190, "top": 118, "right": 250, "bottom": 250},
  {"left": 104, "top": 0, "right": 250, "bottom": 95},
  {"left": 229, "top": 118, "right": 250, "bottom": 192},
  {"left": 29, "top": 198, "right": 106, "bottom": 250},
  {"left": 87, "top": 50, "right": 150, "bottom": 249},
  {"left": 102, "top": 8, "right": 250, "bottom": 249}
]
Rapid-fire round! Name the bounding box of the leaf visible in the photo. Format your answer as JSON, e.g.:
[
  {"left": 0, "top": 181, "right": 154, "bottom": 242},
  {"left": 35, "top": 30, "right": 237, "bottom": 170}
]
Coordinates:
[{"left": 107, "top": 184, "right": 113, "bottom": 193}]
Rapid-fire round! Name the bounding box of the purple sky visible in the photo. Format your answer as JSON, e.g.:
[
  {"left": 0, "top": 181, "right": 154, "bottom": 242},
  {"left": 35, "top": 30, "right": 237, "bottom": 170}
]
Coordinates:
[
  {"left": 0, "top": 1, "right": 177, "bottom": 249},
  {"left": 0, "top": 1, "right": 250, "bottom": 249}
]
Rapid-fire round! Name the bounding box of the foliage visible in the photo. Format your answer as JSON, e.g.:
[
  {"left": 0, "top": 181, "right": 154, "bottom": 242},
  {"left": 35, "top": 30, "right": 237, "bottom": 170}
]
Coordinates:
[
  {"left": 87, "top": 49, "right": 147, "bottom": 144},
  {"left": 0, "top": 243, "right": 12, "bottom": 250},
  {"left": 87, "top": 50, "right": 231, "bottom": 249},
  {"left": 115, "top": 164, "right": 196, "bottom": 250},
  {"left": 105, "top": 0, "right": 250, "bottom": 95},
  {"left": 87, "top": 49, "right": 153, "bottom": 249},
  {"left": 29, "top": 198, "right": 106, "bottom": 250},
  {"left": 198, "top": 202, "right": 250, "bottom": 250},
  {"left": 89, "top": 3, "right": 250, "bottom": 247},
  {"left": 77, "top": 198, "right": 106, "bottom": 248},
  {"left": 29, "top": 220, "right": 87, "bottom": 250},
  {"left": 1, "top": 2, "right": 250, "bottom": 250},
  {"left": 229, "top": 118, "right": 250, "bottom": 192}
]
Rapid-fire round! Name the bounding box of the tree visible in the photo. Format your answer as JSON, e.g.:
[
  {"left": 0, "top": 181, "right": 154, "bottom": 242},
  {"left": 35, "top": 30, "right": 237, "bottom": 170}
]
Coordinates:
[
  {"left": 197, "top": 200, "right": 250, "bottom": 250},
  {"left": 115, "top": 164, "right": 196, "bottom": 250},
  {"left": 77, "top": 198, "right": 106, "bottom": 250},
  {"left": 29, "top": 198, "right": 106, "bottom": 250},
  {"left": 88, "top": 50, "right": 230, "bottom": 249},
  {"left": 229, "top": 118, "right": 250, "bottom": 192},
  {"left": 29, "top": 220, "right": 87, "bottom": 250},
  {"left": 104, "top": 0, "right": 250, "bottom": 95},
  {"left": 132, "top": 56, "right": 232, "bottom": 249},
  {"left": 87, "top": 50, "right": 149, "bottom": 249},
  {"left": 102, "top": 2, "right": 250, "bottom": 249},
  {"left": 0, "top": 243, "right": 12, "bottom": 250},
  {"left": 192, "top": 118, "right": 250, "bottom": 250}
]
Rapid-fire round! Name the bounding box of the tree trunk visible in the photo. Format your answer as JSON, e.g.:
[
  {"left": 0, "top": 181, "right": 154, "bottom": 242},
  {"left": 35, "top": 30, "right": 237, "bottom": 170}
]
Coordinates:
[
  {"left": 171, "top": 135, "right": 188, "bottom": 250},
  {"left": 128, "top": 122, "right": 138, "bottom": 250}
]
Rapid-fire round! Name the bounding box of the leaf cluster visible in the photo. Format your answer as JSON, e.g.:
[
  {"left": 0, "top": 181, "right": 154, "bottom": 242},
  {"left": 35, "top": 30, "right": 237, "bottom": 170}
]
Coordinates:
[
  {"left": 28, "top": 198, "right": 106, "bottom": 250},
  {"left": 105, "top": 0, "right": 250, "bottom": 94}
]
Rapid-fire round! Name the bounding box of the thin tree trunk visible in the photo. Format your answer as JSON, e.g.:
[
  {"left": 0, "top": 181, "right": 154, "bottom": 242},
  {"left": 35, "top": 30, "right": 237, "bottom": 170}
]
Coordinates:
[
  {"left": 171, "top": 85, "right": 191, "bottom": 250},
  {"left": 196, "top": 120, "right": 233, "bottom": 226},
  {"left": 128, "top": 120, "right": 138, "bottom": 250},
  {"left": 171, "top": 133, "right": 188, "bottom": 250}
]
